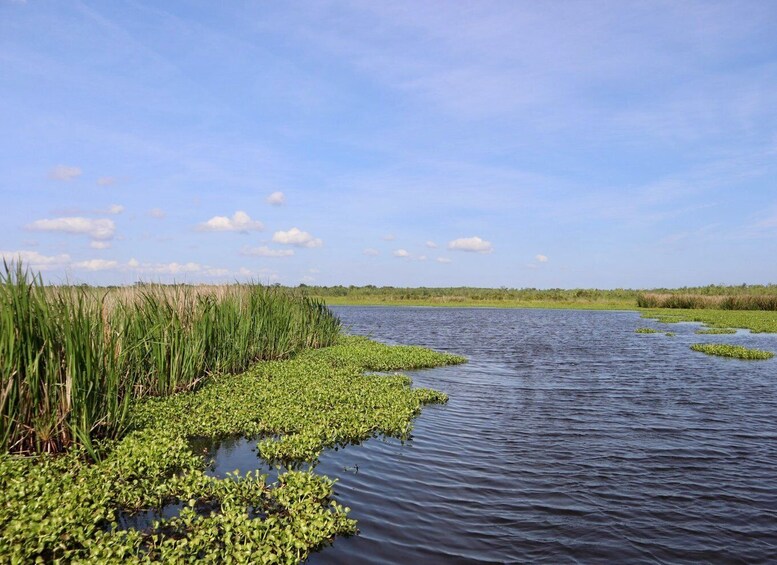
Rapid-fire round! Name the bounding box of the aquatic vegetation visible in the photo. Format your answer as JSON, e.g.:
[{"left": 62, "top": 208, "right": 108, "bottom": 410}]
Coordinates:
[
  {"left": 0, "top": 262, "right": 340, "bottom": 456},
  {"left": 665, "top": 332, "right": 676, "bottom": 337},
  {"left": 690, "top": 343, "right": 774, "bottom": 360},
  {"left": 635, "top": 327, "right": 660, "bottom": 333},
  {"left": 638, "top": 292, "right": 777, "bottom": 310},
  {"left": 0, "top": 335, "right": 463, "bottom": 562},
  {"left": 695, "top": 328, "right": 737, "bottom": 335},
  {"left": 642, "top": 309, "right": 777, "bottom": 333}
]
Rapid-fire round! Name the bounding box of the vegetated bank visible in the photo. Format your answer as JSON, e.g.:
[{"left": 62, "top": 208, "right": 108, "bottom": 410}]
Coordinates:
[
  {"left": 690, "top": 343, "right": 774, "bottom": 360},
  {"left": 0, "top": 263, "right": 465, "bottom": 562}
]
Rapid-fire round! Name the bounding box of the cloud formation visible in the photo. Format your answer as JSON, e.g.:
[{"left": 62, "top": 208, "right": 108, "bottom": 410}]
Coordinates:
[
  {"left": 48, "top": 165, "right": 82, "bottom": 181},
  {"left": 536, "top": 254, "right": 549, "bottom": 263},
  {"left": 72, "top": 259, "right": 118, "bottom": 271},
  {"left": 363, "top": 248, "right": 380, "bottom": 256},
  {"left": 448, "top": 236, "right": 493, "bottom": 253},
  {"left": 241, "top": 245, "right": 295, "bottom": 257},
  {"left": 148, "top": 208, "right": 166, "bottom": 219},
  {"left": 90, "top": 241, "right": 111, "bottom": 249},
  {"left": 267, "top": 191, "right": 286, "bottom": 205},
  {"left": 272, "top": 227, "right": 323, "bottom": 248},
  {"left": 0, "top": 250, "right": 71, "bottom": 270},
  {"left": 198, "top": 211, "right": 263, "bottom": 233},
  {"left": 393, "top": 249, "right": 410, "bottom": 257},
  {"left": 97, "top": 176, "right": 117, "bottom": 186},
  {"left": 436, "top": 257, "right": 452, "bottom": 263},
  {"left": 26, "top": 217, "right": 116, "bottom": 240},
  {"left": 426, "top": 241, "right": 438, "bottom": 248}
]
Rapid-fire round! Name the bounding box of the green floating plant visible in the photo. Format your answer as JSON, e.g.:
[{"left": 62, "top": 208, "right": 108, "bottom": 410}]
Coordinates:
[{"left": 690, "top": 343, "right": 774, "bottom": 360}]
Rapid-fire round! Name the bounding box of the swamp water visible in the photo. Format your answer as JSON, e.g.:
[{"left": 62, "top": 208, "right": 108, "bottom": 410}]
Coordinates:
[{"left": 175, "top": 308, "right": 777, "bottom": 562}]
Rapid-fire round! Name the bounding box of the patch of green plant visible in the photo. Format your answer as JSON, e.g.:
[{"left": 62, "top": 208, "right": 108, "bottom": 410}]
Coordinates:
[
  {"left": 690, "top": 343, "right": 774, "bottom": 360},
  {"left": 635, "top": 327, "right": 660, "bottom": 333},
  {"left": 0, "top": 262, "right": 340, "bottom": 456},
  {"left": 642, "top": 308, "right": 777, "bottom": 333},
  {"left": 665, "top": 332, "right": 676, "bottom": 337},
  {"left": 695, "top": 328, "right": 737, "bottom": 335},
  {"left": 0, "top": 335, "right": 465, "bottom": 562}
]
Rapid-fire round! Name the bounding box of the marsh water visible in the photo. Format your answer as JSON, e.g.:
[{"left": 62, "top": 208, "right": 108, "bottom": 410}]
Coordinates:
[{"left": 216, "top": 307, "right": 777, "bottom": 563}]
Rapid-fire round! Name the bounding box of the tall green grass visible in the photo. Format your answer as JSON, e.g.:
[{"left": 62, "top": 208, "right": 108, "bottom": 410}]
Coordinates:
[
  {"left": 637, "top": 293, "right": 777, "bottom": 311},
  {"left": 0, "top": 262, "right": 340, "bottom": 457}
]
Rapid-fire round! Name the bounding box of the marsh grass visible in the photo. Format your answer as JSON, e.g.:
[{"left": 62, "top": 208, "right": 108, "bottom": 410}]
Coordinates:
[
  {"left": 638, "top": 293, "right": 777, "bottom": 310},
  {"left": 635, "top": 327, "right": 660, "bottom": 334},
  {"left": 695, "top": 328, "right": 737, "bottom": 335},
  {"left": 1, "top": 262, "right": 340, "bottom": 456},
  {"left": 690, "top": 343, "right": 774, "bottom": 360}
]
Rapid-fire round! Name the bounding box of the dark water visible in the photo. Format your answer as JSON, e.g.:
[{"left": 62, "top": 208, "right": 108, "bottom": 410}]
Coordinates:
[{"left": 220, "top": 307, "right": 777, "bottom": 563}]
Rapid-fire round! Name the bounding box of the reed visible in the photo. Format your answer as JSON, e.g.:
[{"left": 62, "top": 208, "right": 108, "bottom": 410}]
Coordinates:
[
  {"left": 0, "top": 262, "right": 341, "bottom": 456},
  {"left": 637, "top": 293, "right": 777, "bottom": 311}
]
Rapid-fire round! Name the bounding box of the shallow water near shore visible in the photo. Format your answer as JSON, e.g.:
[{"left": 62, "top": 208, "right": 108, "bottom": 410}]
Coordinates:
[{"left": 222, "top": 307, "right": 777, "bottom": 563}]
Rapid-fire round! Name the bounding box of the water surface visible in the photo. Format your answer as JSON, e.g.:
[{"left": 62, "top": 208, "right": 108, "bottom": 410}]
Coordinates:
[{"left": 227, "top": 307, "right": 777, "bottom": 563}]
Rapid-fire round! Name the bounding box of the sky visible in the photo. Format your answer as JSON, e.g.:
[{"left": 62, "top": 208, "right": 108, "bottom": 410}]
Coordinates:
[{"left": 1, "top": 1, "right": 777, "bottom": 288}]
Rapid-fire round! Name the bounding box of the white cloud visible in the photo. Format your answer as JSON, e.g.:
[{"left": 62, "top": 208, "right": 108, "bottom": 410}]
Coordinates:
[
  {"left": 106, "top": 204, "right": 124, "bottom": 215},
  {"left": 149, "top": 208, "right": 166, "bottom": 219},
  {"left": 0, "top": 250, "right": 70, "bottom": 270},
  {"left": 417, "top": 255, "right": 428, "bottom": 261},
  {"left": 272, "top": 227, "right": 323, "bottom": 248},
  {"left": 436, "top": 257, "right": 452, "bottom": 264},
  {"left": 49, "top": 165, "right": 82, "bottom": 181},
  {"left": 90, "top": 241, "right": 111, "bottom": 249},
  {"left": 393, "top": 249, "right": 410, "bottom": 258},
  {"left": 383, "top": 234, "right": 396, "bottom": 241},
  {"left": 97, "top": 176, "right": 117, "bottom": 186},
  {"left": 363, "top": 248, "right": 380, "bottom": 256},
  {"left": 26, "top": 217, "right": 116, "bottom": 240},
  {"left": 536, "top": 254, "right": 549, "bottom": 263},
  {"left": 72, "top": 259, "right": 118, "bottom": 271},
  {"left": 426, "top": 240, "right": 438, "bottom": 248},
  {"left": 448, "top": 236, "right": 493, "bottom": 253},
  {"left": 198, "top": 211, "right": 263, "bottom": 232},
  {"left": 130, "top": 260, "right": 202, "bottom": 275},
  {"left": 203, "top": 267, "right": 230, "bottom": 277},
  {"left": 241, "top": 245, "right": 295, "bottom": 257},
  {"left": 267, "top": 191, "right": 286, "bottom": 205}
]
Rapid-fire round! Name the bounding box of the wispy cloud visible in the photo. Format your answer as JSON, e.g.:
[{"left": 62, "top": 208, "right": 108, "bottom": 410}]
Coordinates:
[
  {"left": 197, "top": 211, "right": 263, "bottom": 232},
  {"left": 425, "top": 240, "right": 438, "bottom": 248},
  {"left": 0, "top": 250, "right": 70, "bottom": 270},
  {"left": 436, "top": 257, "right": 452, "bottom": 264},
  {"left": 48, "top": 165, "right": 82, "bottom": 181},
  {"left": 448, "top": 236, "right": 493, "bottom": 254},
  {"left": 363, "top": 248, "right": 379, "bottom": 256},
  {"left": 90, "top": 241, "right": 111, "bottom": 249},
  {"left": 72, "top": 259, "right": 118, "bottom": 271},
  {"left": 26, "top": 217, "right": 116, "bottom": 240},
  {"left": 272, "top": 227, "right": 323, "bottom": 248},
  {"left": 97, "top": 176, "right": 117, "bottom": 186},
  {"left": 240, "top": 245, "right": 294, "bottom": 257},
  {"left": 393, "top": 248, "right": 410, "bottom": 258},
  {"left": 535, "top": 254, "right": 548, "bottom": 263},
  {"left": 148, "top": 208, "right": 166, "bottom": 219},
  {"left": 267, "top": 191, "right": 285, "bottom": 205}
]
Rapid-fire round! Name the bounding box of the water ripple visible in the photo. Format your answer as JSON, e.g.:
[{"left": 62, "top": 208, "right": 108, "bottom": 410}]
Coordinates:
[{"left": 220, "top": 307, "right": 777, "bottom": 563}]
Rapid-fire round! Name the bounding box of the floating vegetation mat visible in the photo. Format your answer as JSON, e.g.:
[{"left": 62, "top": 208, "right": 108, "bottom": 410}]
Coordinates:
[
  {"left": 690, "top": 343, "right": 774, "bottom": 360},
  {"left": 0, "top": 336, "right": 465, "bottom": 563},
  {"left": 635, "top": 327, "right": 660, "bottom": 334},
  {"left": 695, "top": 328, "right": 737, "bottom": 335}
]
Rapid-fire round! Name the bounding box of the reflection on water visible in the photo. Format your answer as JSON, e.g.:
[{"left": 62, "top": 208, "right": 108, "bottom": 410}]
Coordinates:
[{"left": 207, "top": 308, "right": 777, "bottom": 563}]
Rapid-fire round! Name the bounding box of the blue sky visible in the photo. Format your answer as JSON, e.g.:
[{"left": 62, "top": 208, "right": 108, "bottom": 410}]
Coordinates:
[{"left": 2, "top": 1, "right": 776, "bottom": 288}]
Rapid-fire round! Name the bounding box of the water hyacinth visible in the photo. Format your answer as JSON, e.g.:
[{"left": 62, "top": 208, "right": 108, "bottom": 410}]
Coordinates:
[{"left": 690, "top": 343, "right": 774, "bottom": 360}]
